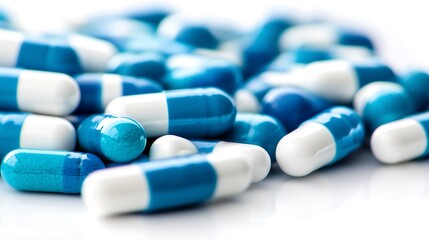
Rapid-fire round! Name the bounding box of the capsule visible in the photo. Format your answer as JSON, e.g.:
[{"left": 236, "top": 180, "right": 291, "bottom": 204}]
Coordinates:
[
  {"left": 78, "top": 114, "right": 147, "bottom": 162},
  {"left": 235, "top": 60, "right": 397, "bottom": 107},
  {"left": 107, "top": 52, "right": 167, "bottom": 80},
  {"left": 276, "top": 107, "right": 365, "bottom": 177},
  {"left": 354, "top": 82, "right": 416, "bottom": 132},
  {"left": 0, "top": 67, "right": 80, "bottom": 116},
  {"left": 149, "top": 135, "right": 271, "bottom": 183},
  {"left": 221, "top": 113, "right": 287, "bottom": 162},
  {"left": 371, "top": 112, "right": 429, "bottom": 164},
  {"left": 164, "top": 54, "right": 243, "bottom": 94},
  {"left": 0, "top": 29, "right": 117, "bottom": 75},
  {"left": 74, "top": 73, "right": 162, "bottom": 113},
  {"left": 0, "top": 113, "right": 76, "bottom": 157},
  {"left": 261, "top": 87, "right": 334, "bottom": 132},
  {"left": 105, "top": 88, "right": 236, "bottom": 138},
  {"left": 280, "top": 23, "right": 374, "bottom": 51},
  {"left": 399, "top": 70, "right": 429, "bottom": 111},
  {"left": 1, "top": 149, "right": 105, "bottom": 193},
  {"left": 82, "top": 152, "right": 252, "bottom": 216}
]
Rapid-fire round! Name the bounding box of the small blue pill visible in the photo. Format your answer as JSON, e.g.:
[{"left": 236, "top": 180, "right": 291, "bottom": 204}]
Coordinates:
[
  {"left": 78, "top": 114, "right": 147, "bottom": 162},
  {"left": 1, "top": 149, "right": 105, "bottom": 194}
]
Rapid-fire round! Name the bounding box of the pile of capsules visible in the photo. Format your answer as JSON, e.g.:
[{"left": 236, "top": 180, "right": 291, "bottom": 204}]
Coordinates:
[{"left": 0, "top": 7, "right": 428, "bottom": 217}]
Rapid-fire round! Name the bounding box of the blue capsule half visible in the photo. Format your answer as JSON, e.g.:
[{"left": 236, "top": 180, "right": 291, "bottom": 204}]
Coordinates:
[
  {"left": 108, "top": 52, "right": 167, "bottom": 80},
  {"left": 1, "top": 149, "right": 105, "bottom": 193}
]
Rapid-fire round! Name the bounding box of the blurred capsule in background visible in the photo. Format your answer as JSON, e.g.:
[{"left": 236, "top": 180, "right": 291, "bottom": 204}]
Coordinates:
[
  {"left": 164, "top": 54, "right": 242, "bottom": 94},
  {"left": 1, "top": 149, "right": 105, "bottom": 194},
  {"left": 107, "top": 52, "right": 166, "bottom": 80},
  {"left": 280, "top": 23, "right": 375, "bottom": 51},
  {"left": 261, "top": 87, "right": 334, "bottom": 132},
  {"left": 75, "top": 17, "right": 155, "bottom": 51},
  {"left": 371, "top": 112, "right": 429, "bottom": 164},
  {"left": 78, "top": 114, "right": 147, "bottom": 162},
  {"left": 149, "top": 135, "right": 271, "bottom": 183},
  {"left": 0, "top": 67, "right": 80, "bottom": 116},
  {"left": 399, "top": 70, "right": 429, "bottom": 111},
  {"left": 119, "top": 7, "right": 171, "bottom": 29},
  {"left": 220, "top": 113, "right": 287, "bottom": 162},
  {"left": 74, "top": 73, "right": 162, "bottom": 113},
  {"left": 0, "top": 29, "right": 117, "bottom": 75},
  {"left": 277, "top": 106, "right": 365, "bottom": 177},
  {"left": 106, "top": 88, "right": 236, "bottom": 138},
  {"left": 0, "top": 113, "right": 76, "bottom": 157},
  {"left": 82, "top": 152, "right": 252, "bottom": 216},
  {"left": 354, "top": 81, "right": 416, "bottom": 132},
  {"left": 125, "top": 34, "right": 192, "bottom": 55}
]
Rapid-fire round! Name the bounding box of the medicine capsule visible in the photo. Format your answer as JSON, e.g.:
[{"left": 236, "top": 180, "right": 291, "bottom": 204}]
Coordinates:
[
  {"left": 354, "top": 82, "right": 416, "bottom": 132},
  {"left": 74, "top": 73, "right": 163, "bottom": 113},
  {"left": 0, "top": 113, "right": 76, "bottom": 157},
  {"left": 280, "top": 23, "right": 374, "bottom": 51},
  {"left": 399, "top": 70, "right": 429, "bottom": 111},
  {"left": 149, "top": 135, "right": 271, "bottom": 183},
  {"left": 105, "top": 88, "right": 236, "bottom": 138},
  {"left": 82, "top": 152, "right": 252, "bottom": 216},
  {"left": 107, "top": 52, "right": 167, "bottom": 81},
  {"left": 276, "top": 106, "right": 365, "bottom": 177},
  {"left": 236, "top": 60, "right": 397, "bottom": 106},
  {"left": 78, "top": 114, "right": 147, "bottom": 162},
  {"left": 0, "top": 67, "right": 80, "bottom": 116},
  {"left": 261, "top": 87, "right": 334, "bottom": 132},
  {"left": 371, "top": 112, "right": 429, "bottom": 164},
  {"left": 0, "top": 29, "right": 117, "bottom": 75},
  {"left": 1, "top": 149, "right": 105, "bottom": 193},
  {"left": 221, "top": 113, "right": 287, "bottom": 162},
  {"left": 164, "top": 54, "right": 243, "bottom": 94}
]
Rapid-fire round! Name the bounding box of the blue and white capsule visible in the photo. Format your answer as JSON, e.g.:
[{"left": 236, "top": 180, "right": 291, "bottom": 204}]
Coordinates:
[
  {"left": 354, "top": 82, "right": 416, "bottom": 132},
  {"left": 1, "top": 149, "right": 105, "bottom": 194},
  {"left": 149, "top": 135, "right": 271, "bottom": 183},
  {"left": 261, "top": 87, "right": 334, "bottom": 132},
  {"left": 0, "top": 113, "right": 76, "bottom": 157},
  {"left": 105, "top": 88, "right": 237, "bottom": 138},
  {"left": 78, "top": 114, "right": 147, "bottom": 162},
  {"left": 276, "top": 107, "right": 365, "bottom": 177},
  {"left": 0, "top": 68, "right": 80, "bottom": 116},
  {"left": 0, "top": 29, "right": 117, "bottom": 75},
  {"left": 280, "top": 23, "right": 374, "bottom": 51},
  {"left": 371, "top": 112, "right": 429, "bottom": 164},
  {"left": 107, "top": 52, "right": 167, "bottom": 81},
  {"left": 82, "top": 152, "right": 252, "bottom": 216},
  {"left": 235, "top": 60, "right": 397, "bottom": 108},
  {"left": 164, "top": 54, "right": 243, "bottom": 94},
  {"left": 221, "top": 113, "right": 287, "bottom": 162},
  {"left": 74, "top": 73, "right": 163, "bottom": 113}
]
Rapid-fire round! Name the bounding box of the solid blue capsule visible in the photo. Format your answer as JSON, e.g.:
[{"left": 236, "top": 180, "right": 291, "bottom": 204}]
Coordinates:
[
  {"left": 164, "top": 54, "right": 243, "bottom": 94},
  {"left": 106, "top": 88, "right": 237, "bottom": 138},
  {"left": 1, "top": 149, "right": 105, "bottom": 194},
  {"left": 354, "top": 81, "right": 416, "bottom": 132},
  {"left": 0, "top": 29, "right": 117, "bottom": 75},
  {"left": 220, "top": 113, "right": 287, "bottom": 162},
  {"left": 78, "top": 114, "right": 147, "bottom": 162},
  {"left": 399, "top": 70, "right": 429, "bottom": 111},
  {"left": 262, "top": 87, "right": 334, "bottom": 132},
  {"left": 276, "top": 106, "right": 365, "bottom": 177},
  {"left": 74, "top": 73, "right": 163, "bottom": 113},
  {"left": 108, "top": 52, "right": 167, "bottom": 80},
  {"left": 82, "top": 153, "right": 252, "bottom": 215}
]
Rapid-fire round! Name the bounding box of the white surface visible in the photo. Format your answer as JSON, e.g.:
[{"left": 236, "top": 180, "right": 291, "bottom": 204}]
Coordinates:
[
  {"left": 101, "top": 74, "right": 123, "bottom": 109},
  {"left": 105, "top": 93, "right": 169, "bottom": 137},
  {"left": 18, "top": 70, "right": 80, "bottom": 116},
  {"left": 0, "top": 29, "right": 22, "bottom": 67},
  {"left": 276, "top": 122, "right": 336, "bottom": 177},
  {"left": 371, "top": 118, "right": 427, "bottom": 164},
  {"left": 20, "top": 114, "right": 76, "bottom": 151}
]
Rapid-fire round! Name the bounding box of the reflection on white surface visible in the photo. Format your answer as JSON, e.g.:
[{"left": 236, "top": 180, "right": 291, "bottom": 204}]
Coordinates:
[{"left": 2, "top": 149, "right": 429, "bottom": 239}]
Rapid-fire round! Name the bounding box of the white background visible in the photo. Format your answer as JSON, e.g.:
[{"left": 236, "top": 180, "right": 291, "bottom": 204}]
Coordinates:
[{"left": 1, "top": 1, "right": 429, "bottom": 239}]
